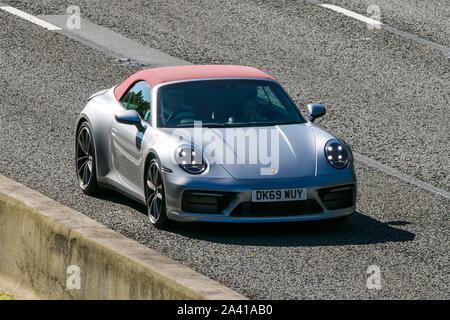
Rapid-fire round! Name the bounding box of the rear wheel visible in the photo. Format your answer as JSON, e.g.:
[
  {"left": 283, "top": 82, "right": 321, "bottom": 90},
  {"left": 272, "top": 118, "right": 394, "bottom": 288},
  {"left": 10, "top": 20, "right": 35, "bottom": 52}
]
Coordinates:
[
  {"left": 76, "top": 122, "right": 99, "bottom": 195},
  {"left": 145, "top": 159, "right": 170, "bottom": 229}
]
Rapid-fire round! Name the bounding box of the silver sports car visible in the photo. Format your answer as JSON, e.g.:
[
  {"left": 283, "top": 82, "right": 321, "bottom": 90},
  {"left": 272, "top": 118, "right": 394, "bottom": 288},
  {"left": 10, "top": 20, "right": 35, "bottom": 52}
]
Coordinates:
[{"left": 76, "top": 65, "right": 356, "bottom": 228}]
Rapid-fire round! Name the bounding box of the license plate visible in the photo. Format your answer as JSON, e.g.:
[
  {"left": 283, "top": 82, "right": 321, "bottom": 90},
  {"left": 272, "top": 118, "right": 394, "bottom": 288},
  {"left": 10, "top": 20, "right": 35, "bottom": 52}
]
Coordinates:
[{"left": 251, "top": 188, "right": 307, "bottom": 202}]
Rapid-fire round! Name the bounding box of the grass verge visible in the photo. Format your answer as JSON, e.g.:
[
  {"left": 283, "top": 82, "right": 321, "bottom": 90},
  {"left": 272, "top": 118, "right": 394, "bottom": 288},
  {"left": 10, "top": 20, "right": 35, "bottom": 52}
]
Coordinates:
[{"left": 0, "top": 290, "right": 13, "bottom": 300}]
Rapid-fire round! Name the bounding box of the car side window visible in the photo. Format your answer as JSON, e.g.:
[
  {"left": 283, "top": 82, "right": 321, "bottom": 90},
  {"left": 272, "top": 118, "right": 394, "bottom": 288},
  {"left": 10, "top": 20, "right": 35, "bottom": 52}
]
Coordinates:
[{"left": 119, "top": 81, "right": 152, "bottom": 122}]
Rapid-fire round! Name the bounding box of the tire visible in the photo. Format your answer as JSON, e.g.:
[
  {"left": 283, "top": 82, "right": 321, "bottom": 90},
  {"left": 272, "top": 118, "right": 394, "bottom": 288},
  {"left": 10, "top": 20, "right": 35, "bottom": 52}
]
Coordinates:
[
  {"left": 145, "top": 158, "right": 170, "bottom": 229},
  {"left": 75, "top": 122, "right": 99, "bottom": 195}
]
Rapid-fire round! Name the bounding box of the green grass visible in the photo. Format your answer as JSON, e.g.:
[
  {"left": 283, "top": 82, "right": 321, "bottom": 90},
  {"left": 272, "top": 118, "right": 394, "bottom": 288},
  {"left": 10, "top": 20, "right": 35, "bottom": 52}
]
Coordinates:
[{"left": 0, "top": 291, "right": 13, "bottom": 300}]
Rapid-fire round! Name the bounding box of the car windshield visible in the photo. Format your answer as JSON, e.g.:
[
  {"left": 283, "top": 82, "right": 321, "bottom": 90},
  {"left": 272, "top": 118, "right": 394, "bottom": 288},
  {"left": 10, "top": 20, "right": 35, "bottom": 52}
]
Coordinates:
[{"left": 157, "top": 79, "right": 306, "bottom": 128}]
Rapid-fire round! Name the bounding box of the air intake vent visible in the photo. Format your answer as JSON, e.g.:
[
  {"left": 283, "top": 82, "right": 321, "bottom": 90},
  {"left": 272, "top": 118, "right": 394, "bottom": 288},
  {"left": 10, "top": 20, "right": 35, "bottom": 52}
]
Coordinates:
[
  {"left": 318, "top": 184, "right": 355, "bottom": 210},
  {"left": 181, "top": 191, "right": 235, "bottom": 214},
  {"left": 230, "top": 199, "right": 322, "bottom": 217}
]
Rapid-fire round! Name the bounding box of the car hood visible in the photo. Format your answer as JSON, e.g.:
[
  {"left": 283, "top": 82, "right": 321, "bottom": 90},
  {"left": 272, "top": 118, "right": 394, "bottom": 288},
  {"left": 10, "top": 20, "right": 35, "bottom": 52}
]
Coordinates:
[{"left": 161, "top": 123, "right": 321, "bottom": 179}]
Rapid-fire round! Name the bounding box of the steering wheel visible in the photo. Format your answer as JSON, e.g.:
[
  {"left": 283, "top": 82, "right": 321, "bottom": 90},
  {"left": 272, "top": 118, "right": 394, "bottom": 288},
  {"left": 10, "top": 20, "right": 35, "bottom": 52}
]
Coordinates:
[{"left": 166, "top": 108, "right": 196, "bottom": 124}]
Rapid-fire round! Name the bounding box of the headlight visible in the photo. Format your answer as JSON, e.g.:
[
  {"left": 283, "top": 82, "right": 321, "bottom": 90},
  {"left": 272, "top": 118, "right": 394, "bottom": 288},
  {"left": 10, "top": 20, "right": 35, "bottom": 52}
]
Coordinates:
[
  {"left": 324, "top": 139, "right": 349, "bottom": 169},
  {"left": 174, "top": 145, "right": 208, "bottom": 174}
]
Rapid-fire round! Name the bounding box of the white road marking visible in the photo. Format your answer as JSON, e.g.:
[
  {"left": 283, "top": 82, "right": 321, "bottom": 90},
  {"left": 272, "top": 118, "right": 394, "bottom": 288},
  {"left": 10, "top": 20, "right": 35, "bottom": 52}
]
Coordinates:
[
  {"left": 318, "top": 3, "right": 382, "bottom": 27},
  {"left": 1, "top": 4, "right": 448, "bottom": 199},
  {"left": 355, "top": 153, "right": 450, "bottom": 200},
  {"left": 309, "top": 1, "right": 449, "bottom": 55},
  {"left": 38, "top": 14, "right": 188, "bottom": 67},
  {"left": 0, "top": 5, "right": 61, "bottom": 31}
]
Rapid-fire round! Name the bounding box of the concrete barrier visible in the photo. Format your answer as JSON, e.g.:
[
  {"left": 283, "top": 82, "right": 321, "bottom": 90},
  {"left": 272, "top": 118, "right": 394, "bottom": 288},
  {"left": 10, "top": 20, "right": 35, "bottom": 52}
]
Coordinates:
[{"left": 0, "top": 175, "right": 246, "bottom": 300}]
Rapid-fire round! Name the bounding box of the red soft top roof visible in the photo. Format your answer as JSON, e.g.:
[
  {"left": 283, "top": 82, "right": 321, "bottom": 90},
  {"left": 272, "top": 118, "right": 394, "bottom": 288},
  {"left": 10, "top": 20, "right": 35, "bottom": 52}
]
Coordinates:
[{"left": 114, "top": 65, "right": 275, "bottom": 100}]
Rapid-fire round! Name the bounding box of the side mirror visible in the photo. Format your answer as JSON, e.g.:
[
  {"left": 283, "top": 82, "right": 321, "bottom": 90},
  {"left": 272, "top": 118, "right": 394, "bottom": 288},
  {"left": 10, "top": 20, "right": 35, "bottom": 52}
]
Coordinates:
[
  {"left": 306, "top": 104, "right": 326, "bottom": 122},
  {"left": 115, "top": 110, "right": 145, "bottom": 132}
]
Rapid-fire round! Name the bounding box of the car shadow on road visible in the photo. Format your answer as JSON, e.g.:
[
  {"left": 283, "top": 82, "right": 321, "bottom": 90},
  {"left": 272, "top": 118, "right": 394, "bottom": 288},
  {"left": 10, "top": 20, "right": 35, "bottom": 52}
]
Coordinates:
[
  {"left": 94, "top": 189, "right": 415, "bottom": 247},
  {"left": 165, "top": 212, "right": 415, "bottom": 247},
  {"left": 93, "top": 188, "right": 148, "bottom": 214}
]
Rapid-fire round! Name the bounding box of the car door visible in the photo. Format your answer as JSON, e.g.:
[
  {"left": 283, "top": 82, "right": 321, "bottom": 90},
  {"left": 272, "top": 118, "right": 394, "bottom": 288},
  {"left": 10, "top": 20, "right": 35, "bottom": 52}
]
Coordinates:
[{"left": 111, "top": 80, "right": 152, "bottom": 191}]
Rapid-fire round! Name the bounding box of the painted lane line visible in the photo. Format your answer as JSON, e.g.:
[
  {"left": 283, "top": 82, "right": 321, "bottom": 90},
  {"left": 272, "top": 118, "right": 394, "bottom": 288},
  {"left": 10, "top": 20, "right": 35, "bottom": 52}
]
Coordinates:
[
  {"left": 354, "top": 153, "right": 450, "bottom": 200},
  {"left": 318, "top": 4, "right": 382, "bottom": 27},
  {"left": 38, "top": 14, "right": 189, "bottom": 67},
  {"left": 0, "top": 5, "right": 61, "bottom": 31},
  {"left": 309, "top": 1, "right": 449, "bottom": 55},
  {"left": 380, "top": 24, "right": 450, "bottom": 55}
]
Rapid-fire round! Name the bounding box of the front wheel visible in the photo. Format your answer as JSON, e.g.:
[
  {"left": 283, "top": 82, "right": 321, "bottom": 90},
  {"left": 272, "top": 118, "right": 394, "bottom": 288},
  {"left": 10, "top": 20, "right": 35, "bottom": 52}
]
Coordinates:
[
  {"left": 145, "top": 159, "right": 170, "bottom": 229},
  {"left": 76, "top": 122, "right": 99, "bottom": 195}
]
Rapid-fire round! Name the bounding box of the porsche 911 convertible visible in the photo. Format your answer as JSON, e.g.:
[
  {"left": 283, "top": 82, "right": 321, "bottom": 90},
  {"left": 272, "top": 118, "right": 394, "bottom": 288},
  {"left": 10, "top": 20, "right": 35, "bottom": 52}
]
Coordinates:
[{"left": 75, "top": 65, "right": 356, "bottom": 228}]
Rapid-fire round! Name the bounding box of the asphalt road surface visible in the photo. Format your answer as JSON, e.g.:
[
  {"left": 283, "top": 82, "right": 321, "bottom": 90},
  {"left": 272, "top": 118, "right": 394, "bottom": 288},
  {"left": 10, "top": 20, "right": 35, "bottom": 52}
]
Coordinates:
[{"left": 0, "top": 1, "right": 449, "bottom": 299}]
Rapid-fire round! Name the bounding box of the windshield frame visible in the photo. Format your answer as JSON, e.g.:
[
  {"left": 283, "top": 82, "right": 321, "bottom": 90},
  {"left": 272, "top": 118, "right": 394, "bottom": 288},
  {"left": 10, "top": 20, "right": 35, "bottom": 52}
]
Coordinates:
[{"left": 153, "top": 78, "right": 307, "bottom": 128}]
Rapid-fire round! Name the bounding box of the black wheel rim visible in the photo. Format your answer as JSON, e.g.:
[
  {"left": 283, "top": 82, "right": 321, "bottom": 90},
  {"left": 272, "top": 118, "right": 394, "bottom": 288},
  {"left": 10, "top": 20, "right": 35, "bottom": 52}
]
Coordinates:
[
  {"left": 76, "top": 126, "right": 94, "bottom": 189},
  {"left": 146, "top": 162, "right": 164, "bottom": 223}
]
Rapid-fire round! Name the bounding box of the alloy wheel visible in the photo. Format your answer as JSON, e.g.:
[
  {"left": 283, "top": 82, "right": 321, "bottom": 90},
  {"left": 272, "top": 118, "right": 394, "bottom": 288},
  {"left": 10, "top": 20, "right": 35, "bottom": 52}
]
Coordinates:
[
  {"left": 76, "top": 126, "right": 94, "bottom": 189},
  {"left": 146, "top": 161, "right": 165, "bottom": 223}
]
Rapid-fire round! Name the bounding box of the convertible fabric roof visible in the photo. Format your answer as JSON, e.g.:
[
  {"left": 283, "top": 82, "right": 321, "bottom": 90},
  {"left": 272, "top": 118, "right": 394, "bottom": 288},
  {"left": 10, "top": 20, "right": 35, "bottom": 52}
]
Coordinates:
[{"left": 114, "top": 65, "right": 275, "bottom": 100}]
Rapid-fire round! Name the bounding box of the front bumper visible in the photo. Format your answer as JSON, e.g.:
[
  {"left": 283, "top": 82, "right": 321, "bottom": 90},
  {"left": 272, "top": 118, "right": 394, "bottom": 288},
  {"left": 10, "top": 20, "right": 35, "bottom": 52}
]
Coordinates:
[{"left": 163, "top": 170, "right": 357, "bottom": 223}]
